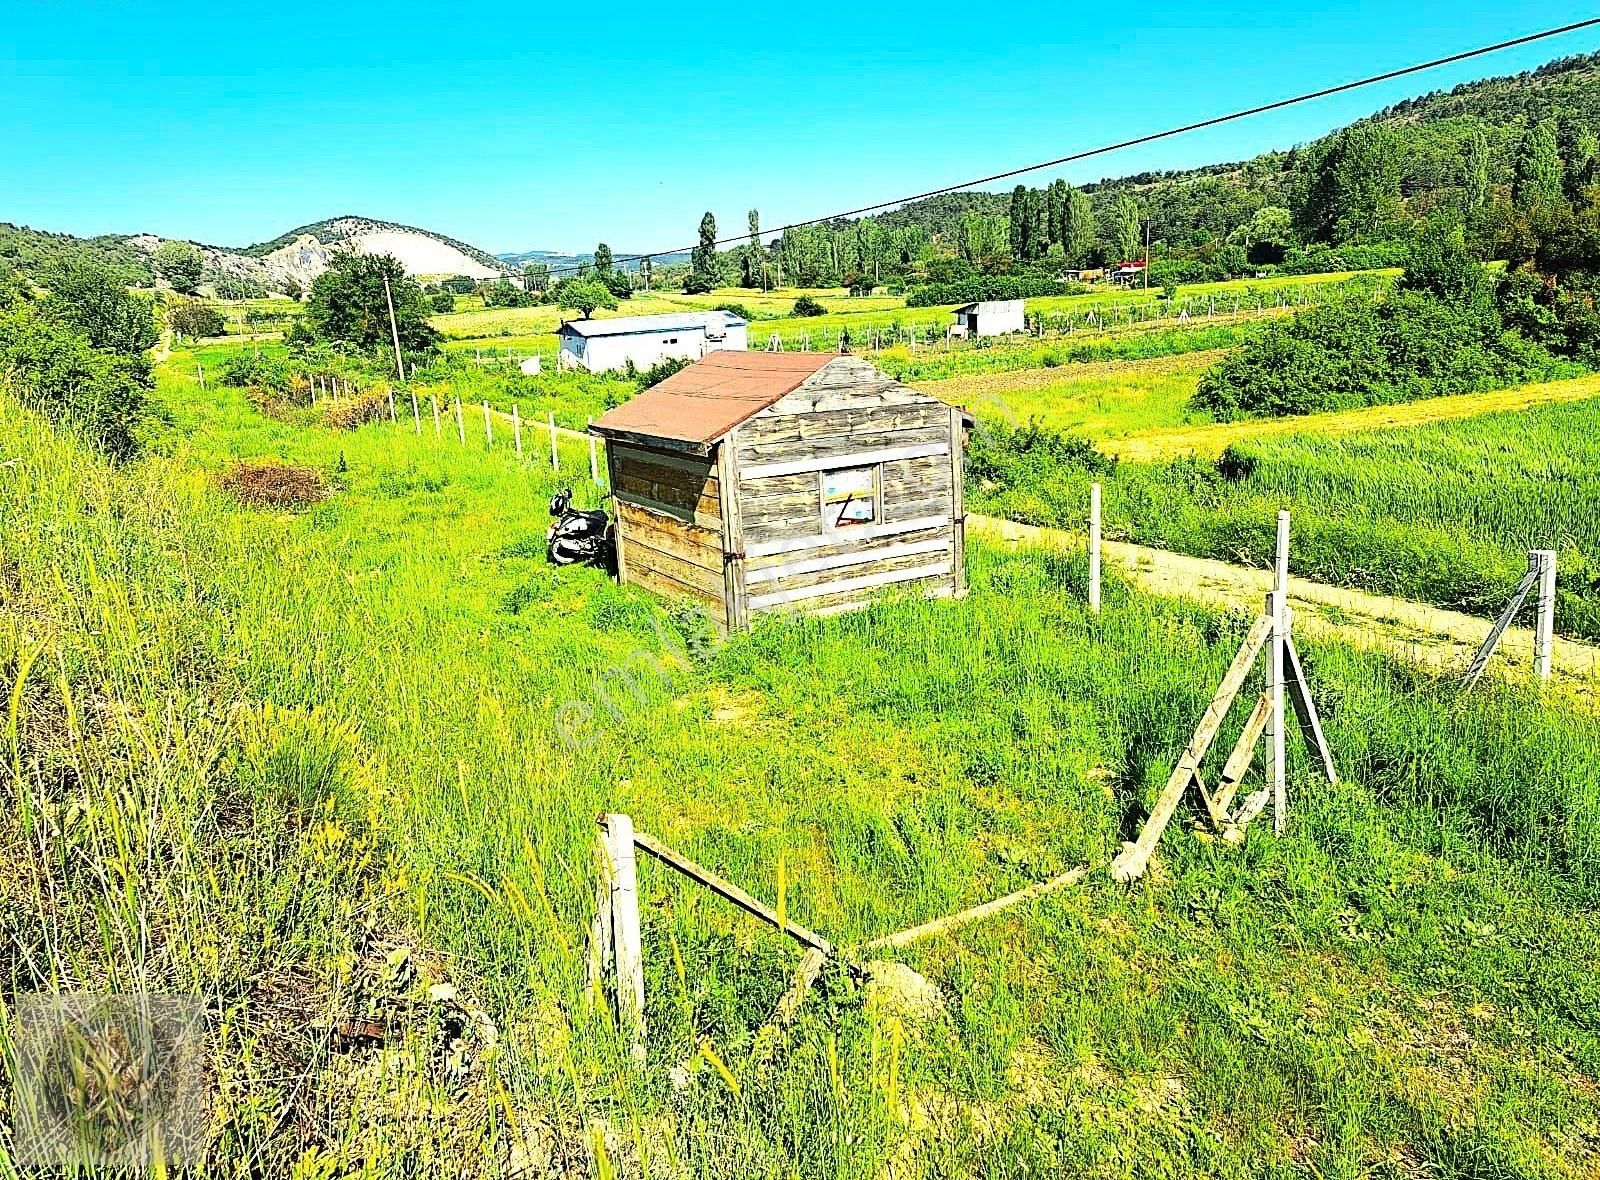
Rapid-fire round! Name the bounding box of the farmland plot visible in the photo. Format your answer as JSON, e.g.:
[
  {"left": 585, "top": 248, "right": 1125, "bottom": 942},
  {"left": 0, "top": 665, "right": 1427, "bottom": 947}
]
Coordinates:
[{"left": 3, "top": 353, "right": 1598, "bottom": 1176}]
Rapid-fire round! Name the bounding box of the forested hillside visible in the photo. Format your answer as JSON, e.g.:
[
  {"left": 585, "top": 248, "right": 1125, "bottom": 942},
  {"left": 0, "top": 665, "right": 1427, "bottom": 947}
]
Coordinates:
[{"left": 759, "top": 51, "right": 1600, "bottom": 291}]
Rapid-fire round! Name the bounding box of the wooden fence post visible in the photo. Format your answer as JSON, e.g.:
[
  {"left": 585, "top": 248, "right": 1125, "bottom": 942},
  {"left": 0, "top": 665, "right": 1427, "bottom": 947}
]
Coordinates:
[
  {"left": 454, "top": 397, "right": 465, "bottom": 445},
  {"left": 1534, "top": 549, "right": 1557, "bottom": 684},
  {"left": 513, "top": 403, "right": 523, "bottom": 459},
  {"left": 602, "top": 813, "right": 645, "bottom": 1062},
  {"left": 588, "top": 418, "right": 599, "bottom": 483},
  {"left": 196, "top": 363, "right": 205, "bottom": 390},
  {"left": 548, "top": 412, "right": 560, "bottom": 471},
  {"left": 1268, "top": 510, "right": 1290, "bottom": 835},
  {"left": 410, "top": 389, "right": 421, "bottom": 434},
  {"left": 1088, "top": 482, "right": 1102, "bottom": 613},
  {"left": 483, "top": 400, "right": 493, "bottom": 446},
  {"left": 387, "top": 387, "right": 397, "bottom": 424},
  {"left": 431, "top": 396, "right": 441, "bottom": 437}
]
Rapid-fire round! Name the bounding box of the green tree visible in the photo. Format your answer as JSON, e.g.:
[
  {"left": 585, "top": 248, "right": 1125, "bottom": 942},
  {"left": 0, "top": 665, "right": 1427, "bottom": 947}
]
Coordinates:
[
  {"left": 44, "top": 261, "right": 158, "bottom": 359},
  {"left": 1106, "top": 193, "right": 1142, "bottom": 262},
  {"left": 1291, "top": 124, "right": 1405, "bottom": 244},
  {"left": 303, "top": 252, "right": 440, "bottom": 357},
  {"left": 167, "top": 298, "right": 225, "bottom": 340},
  {"left": 742, "top": 210, "right": 762, "bottom": 289},
  {"left": 1513, "top": 119, "right": 1563, "bottom": 209},
  {"left": 1062, "top": 188, "right": 1096, "bottom": 266},
  {"left": 1464, "top": 126, "right": 1491, "bottom": 210},
  {"left": 687, "top": 212, "right": 720, "bottom": 294},
  {"left": 1008, "top": 186, "right": 1028, "bottom": 260},
  {"left": 557, "top": 279, "right": 617, "bottom": 319},
  {"left": 1027, "top": 189, "right": 1048, "bottom": 261},
  {"left": 153, "top": 240, "right": 204, "bottom": 295},
  {"left": 1046, "top": 180, "right": 1067, "bottom": 249}
]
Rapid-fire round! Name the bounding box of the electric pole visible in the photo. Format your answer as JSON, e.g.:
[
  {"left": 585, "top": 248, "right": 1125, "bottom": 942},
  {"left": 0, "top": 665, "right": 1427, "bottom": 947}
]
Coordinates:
[{"left": 382, "top": 274, "right": 405, "bottom": 382}]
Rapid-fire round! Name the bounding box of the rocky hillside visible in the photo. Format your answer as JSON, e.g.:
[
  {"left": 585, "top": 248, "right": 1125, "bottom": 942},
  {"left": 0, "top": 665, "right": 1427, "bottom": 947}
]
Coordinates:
[{"left": 2, "top": 215, "right": 508, "bottom": 296}]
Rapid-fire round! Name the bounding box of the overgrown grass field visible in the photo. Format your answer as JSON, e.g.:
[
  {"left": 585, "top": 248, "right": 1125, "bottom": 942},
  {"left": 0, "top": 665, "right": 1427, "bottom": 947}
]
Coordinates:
[
  {"left": 4, "top": 351, "right": 1598, "bottom": 1175},
  {"left": 971, "top": 393, "right": 1600, "bottom": 641}
]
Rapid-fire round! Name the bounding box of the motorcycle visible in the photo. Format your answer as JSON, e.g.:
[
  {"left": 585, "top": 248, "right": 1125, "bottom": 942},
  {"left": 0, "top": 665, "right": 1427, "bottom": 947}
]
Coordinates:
[{"left": 547, "top": 488, "right": 615, "bottom": 569}]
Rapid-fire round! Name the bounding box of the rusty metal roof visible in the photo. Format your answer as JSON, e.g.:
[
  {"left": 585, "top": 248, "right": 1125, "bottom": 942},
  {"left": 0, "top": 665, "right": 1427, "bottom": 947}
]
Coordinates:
[{"left": 591, "top": 352, "right": 835, "bottom": 449}]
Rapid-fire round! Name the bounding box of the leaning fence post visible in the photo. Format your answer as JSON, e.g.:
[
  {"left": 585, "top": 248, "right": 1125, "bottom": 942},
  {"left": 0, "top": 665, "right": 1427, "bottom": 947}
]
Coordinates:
[
  {"left": 1268, "top": 510, "right": 1290, "bottom": 835},
  {"left": 196, "top": 362, "right": 205, "bottom": 390},
  {"left": 1533, "top": 549, "right": 1557, "bottom": 684},
  {"left": 1088, "top": 482, "right": 1102, "bottom": 613},
  {"left": 548, "top": 412, "right": 560, "bottom": 471},
  {"left": 513, "top": 403, "right": 523, "bottom": 458},
  {"left": 454, "top": 397, "right": 465, "bottom": 445},
  {"left": 483, "top": 400, "right": 493, "bottom": 446},
  {"left": 601, "top": 813, "right": 645, "bottom": 1062},
  {"left": 410, "top": 389, "right": 421, "bottom": 434},
  {"left": 387, "top": 387, "right": 397, "bottom": 424},
  {"left": 588, "top": 417, "right": 599, "bottom": 483},
  {"left": 431, "top": 395, "right": 441, "bottom": 437}
]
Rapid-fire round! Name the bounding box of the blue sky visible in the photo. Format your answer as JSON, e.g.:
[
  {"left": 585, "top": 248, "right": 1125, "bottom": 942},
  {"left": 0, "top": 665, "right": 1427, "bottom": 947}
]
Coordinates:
[{"left": 4, "top": 2, "right": 1599, "bottom": 254}]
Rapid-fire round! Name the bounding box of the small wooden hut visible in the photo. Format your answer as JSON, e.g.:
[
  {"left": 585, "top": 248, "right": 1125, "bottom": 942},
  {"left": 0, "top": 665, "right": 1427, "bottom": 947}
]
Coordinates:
[{"left": 590, "top": 352, "right": 972, "bottom": 630}]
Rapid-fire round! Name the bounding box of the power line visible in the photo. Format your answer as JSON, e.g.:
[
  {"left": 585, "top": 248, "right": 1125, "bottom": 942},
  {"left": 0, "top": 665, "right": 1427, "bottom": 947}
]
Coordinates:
[{"left": 533, "top": 18, "right": 1600, "bottom": 280}]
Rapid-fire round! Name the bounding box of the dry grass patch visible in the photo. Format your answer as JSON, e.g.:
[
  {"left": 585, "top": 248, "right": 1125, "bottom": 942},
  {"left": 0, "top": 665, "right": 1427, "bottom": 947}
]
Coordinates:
[
  {"left": 218, "top": 461, "right": 331, "bottom": 509},
  {"left": 323, "top": 388, "right": 389, "bottom": 430}
]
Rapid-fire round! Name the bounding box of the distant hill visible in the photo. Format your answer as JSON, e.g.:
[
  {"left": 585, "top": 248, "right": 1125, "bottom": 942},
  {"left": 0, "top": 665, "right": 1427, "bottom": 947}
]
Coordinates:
[{"left": 1, "top": 215, "right": 509, "bottom": 296}]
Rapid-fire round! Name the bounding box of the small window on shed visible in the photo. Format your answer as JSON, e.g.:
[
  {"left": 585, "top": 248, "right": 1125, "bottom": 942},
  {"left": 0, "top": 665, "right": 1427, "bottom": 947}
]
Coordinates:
[{"left": 821, "top": 465, "right": 878, "bottom": 530}]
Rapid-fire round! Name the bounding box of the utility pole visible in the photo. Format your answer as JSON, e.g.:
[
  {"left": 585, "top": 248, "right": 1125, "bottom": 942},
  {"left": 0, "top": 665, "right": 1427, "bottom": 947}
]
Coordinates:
[{"left": 382, "top": 275, "right": 405, "bottom": 382}]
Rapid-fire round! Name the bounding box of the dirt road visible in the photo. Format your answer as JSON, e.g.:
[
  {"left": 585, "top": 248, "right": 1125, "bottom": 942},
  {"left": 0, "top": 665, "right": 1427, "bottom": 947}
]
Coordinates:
[{"left": 972, "top": 514, "right": 1600, "bottom": 700}]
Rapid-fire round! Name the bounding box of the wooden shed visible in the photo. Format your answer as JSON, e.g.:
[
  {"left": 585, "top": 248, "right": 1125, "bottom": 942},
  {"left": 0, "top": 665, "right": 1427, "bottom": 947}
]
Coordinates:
[{"left": 590, "top": 351, "right": 972, "bottom": 629}]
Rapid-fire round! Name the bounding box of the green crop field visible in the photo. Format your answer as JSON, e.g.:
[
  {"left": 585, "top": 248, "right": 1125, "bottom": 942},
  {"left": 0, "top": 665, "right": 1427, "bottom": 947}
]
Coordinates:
[{"left": 5, "top": 348, "right": 1599, "bottom": 1175}]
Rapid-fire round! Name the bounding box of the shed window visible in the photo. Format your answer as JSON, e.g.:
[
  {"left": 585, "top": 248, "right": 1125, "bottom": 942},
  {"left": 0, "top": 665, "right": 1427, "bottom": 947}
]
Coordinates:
[{"left": 821, "top": 465, "right": 878, "bottom": 530}]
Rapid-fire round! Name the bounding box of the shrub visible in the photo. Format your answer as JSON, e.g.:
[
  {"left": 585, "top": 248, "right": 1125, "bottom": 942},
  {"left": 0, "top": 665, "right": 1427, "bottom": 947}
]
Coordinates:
[
  {"left": 220, "top": 350, "right": 294, "bottom": 392},
  {"left": 792, "top": 295, "right": 826, "bottom": 317},
  {"left": 905, "top": 273, "right": 1083, "bottom": 307},
  {"left": 483, "top": 280, "right": 535, "bottom": 309},
  {"left": 322, "top": 388, "right": 388, "bottom": 430},
  {"left": 430, "top": 292, "right": 456, "bottom": 313},
  {"left": 217, "top": 461, "right": 330, "bottom": 509},
  {"left": 443, "top": 275, "right": 478, "bottom": 294},
  {"left": 638, "top": 356, "right": 691, "bottom": 389},
  {"left": 713, "top": 301, "right": 753, "bottom": 321},
  {"left": 168, "top": 299, "right": 226, "bottom": 340},
  {"left": 0, "top": 303, "right": 149, "bottom": 459}
]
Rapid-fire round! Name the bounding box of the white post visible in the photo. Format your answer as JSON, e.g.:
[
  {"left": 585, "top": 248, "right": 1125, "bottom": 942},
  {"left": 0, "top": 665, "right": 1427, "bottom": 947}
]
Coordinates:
[
  {"left": 1088, "top": 482, "right": 1102, "bottom": 613},
  {"left": 548, "top": 412, "right": 559, "bottom": 471},
  {"left": 1533, "top": 549, "right": 1557, "bottom": 684},
  {"left": 410, "top": 389, "right": 421, "bottom": 434},
  {"left": 1269, "top": 510, "right": 1290, "bottom": 835},
  {"left": 431, "top": 396, "right": 441, "bottom": 437},
  {"left": 387, "top": 386, "right": 397, "bottom": 423},
  {"left": 455, "top": 397, "right": 465, "bottom": 444},
  {"left": 588, "top": 417, "right": 599, "bottom": 483},
  {"left": 513, "top": 403, "right": 523, "bottom": 459},
  {"left": 483, "top": 400, "right": 493, "bottom": 446},
  {"left": 196, "top": 363, "right": 205, "bottom": 389},
  {"left": 603, "top": 813, "right": 644, "bottom": 1061}
]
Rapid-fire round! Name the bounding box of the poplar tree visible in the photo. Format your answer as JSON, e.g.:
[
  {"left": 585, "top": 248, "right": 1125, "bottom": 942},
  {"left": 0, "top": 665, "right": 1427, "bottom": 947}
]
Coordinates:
[
  {"left": 1513, "top": 120, "right": 1563, "bottom": 209},
  {"left": 1063, "top": 187, "right": 1096, "bottom": 266},
  {"left": 1008, "top": 186, "right": 1028, "bottom": 260},
  {"left": 1463, "top": 127, "right": 1491, "bottom": 210},
  {"left": 687, "top": 212, "right": 719, "bottom": 293}
]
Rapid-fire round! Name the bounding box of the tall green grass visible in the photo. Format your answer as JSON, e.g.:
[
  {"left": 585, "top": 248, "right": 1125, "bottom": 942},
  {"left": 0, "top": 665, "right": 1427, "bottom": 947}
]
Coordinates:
[
  {"left": 971, "top": 397, "right": 1600, "bottom": 640},
  {"left": 2, "top": 359, "right": 1598, "bottom": 1176}
]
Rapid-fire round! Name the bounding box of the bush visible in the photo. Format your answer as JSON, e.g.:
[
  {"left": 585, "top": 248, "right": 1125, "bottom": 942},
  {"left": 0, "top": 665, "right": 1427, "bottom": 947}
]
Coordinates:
[
  {"left": 0, "top": 303, "right": 149, "bottom": 459},
  {"left": 637, "top": 356, "right": 691, "bottom": 389},
  {"left": 713, "top": 301, "right": 753, "bottom": 321},
  {"left": 483, "top": 280, "right": 535, "bottom": 309},
  {"left": 220, "top": 350, "right": 294, "bottom": 392},
  {"left": 322, "top": 388, "right": 388, "bottom": 430},
  {"left": 429, "top": 292, "right": 456, "bottom": 313},
  {"left": 792, "top": 295, "right": 826, "bottom": 317},
  {"left": 444, "top": 275, "right": 478, "bottom": 294},
  {"left": 168, "top": 299, "right": 226, "bottom": 339},
  {"left": 217, "top": 461, "right": 330, "bottom": 509},
  {"left": 905, "top": 273, "right": 1082, "bottom": 307},
  {"left": 1194, "top": 235, "right": 1580, "bottom": 420}
]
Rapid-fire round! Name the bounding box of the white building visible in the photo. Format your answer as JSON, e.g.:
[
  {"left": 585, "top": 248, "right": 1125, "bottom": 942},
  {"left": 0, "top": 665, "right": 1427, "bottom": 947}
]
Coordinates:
[
  {"left": 948, "top": 299, "right": 1026, "bottom": 338},
  {"left": 556, "top": 311, "right": 749, "bottom": 373}
]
